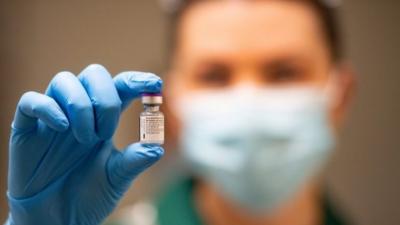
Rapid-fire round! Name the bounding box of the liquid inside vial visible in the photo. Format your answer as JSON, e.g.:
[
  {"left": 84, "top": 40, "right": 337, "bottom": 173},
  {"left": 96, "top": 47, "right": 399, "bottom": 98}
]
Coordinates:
[{"left": 140, "top": 93, "right": 164, "bottom": 144}]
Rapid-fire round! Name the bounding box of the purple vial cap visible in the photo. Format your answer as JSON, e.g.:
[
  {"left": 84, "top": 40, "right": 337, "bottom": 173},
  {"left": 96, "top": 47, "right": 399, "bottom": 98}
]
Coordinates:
[{"left": 141, "top": 92, "right": 162, "bottom": 97}]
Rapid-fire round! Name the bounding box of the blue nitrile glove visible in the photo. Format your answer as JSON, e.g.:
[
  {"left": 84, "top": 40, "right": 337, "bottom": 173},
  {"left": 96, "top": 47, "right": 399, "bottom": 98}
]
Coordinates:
[{"left": 5, "top": 64, "right": 164, "bottom": 225}]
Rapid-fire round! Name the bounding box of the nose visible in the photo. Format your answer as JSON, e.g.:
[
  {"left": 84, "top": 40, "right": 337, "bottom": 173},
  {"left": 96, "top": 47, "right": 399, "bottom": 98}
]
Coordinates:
[{"left": 231, "top": 69, "right": 265, "bottom": 89}]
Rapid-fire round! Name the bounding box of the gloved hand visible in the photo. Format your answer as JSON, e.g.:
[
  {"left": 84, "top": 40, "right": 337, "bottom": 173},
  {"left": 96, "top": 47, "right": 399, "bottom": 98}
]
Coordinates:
[{"left": 5, "top": 64, "right": 164, "bottom": 225}]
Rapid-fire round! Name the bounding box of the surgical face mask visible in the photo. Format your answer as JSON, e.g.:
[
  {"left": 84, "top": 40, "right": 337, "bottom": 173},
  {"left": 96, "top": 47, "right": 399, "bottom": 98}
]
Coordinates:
[{"left": 174, "top": 83, "right": 337, "bottom": 212}]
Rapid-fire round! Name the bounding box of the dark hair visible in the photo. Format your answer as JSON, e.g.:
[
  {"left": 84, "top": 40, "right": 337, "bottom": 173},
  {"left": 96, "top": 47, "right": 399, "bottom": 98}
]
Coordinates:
[{"left": 164, "top": 0, "right": 342, "bottom": 62}]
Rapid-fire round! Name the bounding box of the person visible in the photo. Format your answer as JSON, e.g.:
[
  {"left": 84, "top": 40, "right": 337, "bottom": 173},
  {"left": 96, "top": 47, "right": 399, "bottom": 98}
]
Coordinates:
[{"left": 4, "top": 0, "right": 355, "bottom": 225}]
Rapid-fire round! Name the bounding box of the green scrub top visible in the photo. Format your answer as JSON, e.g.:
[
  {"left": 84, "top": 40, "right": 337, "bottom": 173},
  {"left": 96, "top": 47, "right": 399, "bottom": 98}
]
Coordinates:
[
  {"left": 106, "top": 177, "right": 349, "bottom": 225},
  {"left": 156, "top": 177, "right": 349, "bottom": 225}
]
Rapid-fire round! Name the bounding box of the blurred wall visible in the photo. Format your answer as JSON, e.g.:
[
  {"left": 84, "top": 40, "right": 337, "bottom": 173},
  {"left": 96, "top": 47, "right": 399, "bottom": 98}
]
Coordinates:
[
  {"left": 327, "top": 1, "right": 400, "bottom": 225},
  {"left": 0, "top": 1, "right": 399, "bottom": 225}
]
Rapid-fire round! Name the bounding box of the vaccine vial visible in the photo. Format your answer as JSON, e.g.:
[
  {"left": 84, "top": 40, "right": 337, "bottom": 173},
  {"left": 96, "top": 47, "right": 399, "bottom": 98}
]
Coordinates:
[{"left": 140, "top": 93, "right": 164, "bottom": 145}]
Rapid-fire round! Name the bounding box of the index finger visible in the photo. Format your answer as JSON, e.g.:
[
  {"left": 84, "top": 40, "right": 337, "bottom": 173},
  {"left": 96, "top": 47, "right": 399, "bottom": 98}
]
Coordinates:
[{"left": 113, "top": 71, "right": 163, "bottom": 110}]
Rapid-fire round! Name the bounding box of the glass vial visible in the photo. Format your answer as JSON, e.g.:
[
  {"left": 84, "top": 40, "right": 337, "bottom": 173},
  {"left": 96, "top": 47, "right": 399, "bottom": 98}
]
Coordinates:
[{"left": 140, "top": 93, "right": 164, "bottom": 145}]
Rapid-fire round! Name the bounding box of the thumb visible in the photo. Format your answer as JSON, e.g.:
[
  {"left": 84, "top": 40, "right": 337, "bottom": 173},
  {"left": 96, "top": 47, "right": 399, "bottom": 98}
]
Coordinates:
[{"left": 107, "top": 143, "right": 164, "bottom": 194}]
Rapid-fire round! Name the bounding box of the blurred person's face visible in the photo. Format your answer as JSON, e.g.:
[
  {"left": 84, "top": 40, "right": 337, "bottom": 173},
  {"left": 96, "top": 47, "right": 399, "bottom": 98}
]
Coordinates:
[
  {"left": 167, "top": 0, "right": 352, "bottom": 127},
  {"left": 165, "top": 0, "right": 353, "bottom": 211}
]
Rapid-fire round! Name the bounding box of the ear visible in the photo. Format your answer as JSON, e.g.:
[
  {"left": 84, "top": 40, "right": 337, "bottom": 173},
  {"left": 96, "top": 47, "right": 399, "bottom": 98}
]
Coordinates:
[{"left": 331, "top": 62, "right": 357, "bottom": 129}]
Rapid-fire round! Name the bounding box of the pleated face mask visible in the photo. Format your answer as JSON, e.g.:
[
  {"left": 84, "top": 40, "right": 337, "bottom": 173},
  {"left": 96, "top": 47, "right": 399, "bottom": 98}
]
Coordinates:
[{"left": 175, "top": 81, "right": 338, "bottom": 212}]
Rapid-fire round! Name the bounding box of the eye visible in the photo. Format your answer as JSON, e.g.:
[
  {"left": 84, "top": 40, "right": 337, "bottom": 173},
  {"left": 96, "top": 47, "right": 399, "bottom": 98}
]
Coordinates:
[
  {"left": 193, "top": 64, "right": 231, "bottom": 88},
  {"left": 263, "top": 62, "right": 306, "bottom": 84}
]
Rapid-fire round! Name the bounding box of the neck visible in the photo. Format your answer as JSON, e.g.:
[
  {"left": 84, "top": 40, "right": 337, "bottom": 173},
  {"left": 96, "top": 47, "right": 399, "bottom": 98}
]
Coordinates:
[{"left": 194, "top": 180, "right": 322, "bottom": 225}]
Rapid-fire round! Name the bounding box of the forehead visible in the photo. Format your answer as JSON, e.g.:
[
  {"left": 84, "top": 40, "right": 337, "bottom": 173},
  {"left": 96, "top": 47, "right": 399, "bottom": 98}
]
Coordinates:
[{"left": 177, "top": 0, "right": 327, "bottom": 58}]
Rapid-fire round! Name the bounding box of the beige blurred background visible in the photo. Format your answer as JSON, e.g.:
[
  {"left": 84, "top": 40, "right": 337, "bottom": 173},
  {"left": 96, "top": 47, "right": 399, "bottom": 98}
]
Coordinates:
[{"left": 0, "top": 1, "right": 399, "bottom": 225}]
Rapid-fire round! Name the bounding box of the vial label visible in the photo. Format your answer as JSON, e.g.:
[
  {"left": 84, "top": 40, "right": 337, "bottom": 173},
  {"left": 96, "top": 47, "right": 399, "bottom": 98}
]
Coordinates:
[{"left": 140, "top": 115, "right": 164, "bottom": 144}]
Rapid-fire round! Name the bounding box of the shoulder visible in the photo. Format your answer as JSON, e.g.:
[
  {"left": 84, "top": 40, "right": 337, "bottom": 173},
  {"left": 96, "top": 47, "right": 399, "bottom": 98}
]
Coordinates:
[{"left": 104, "top": 177, "right": 200, "bottom": 225}]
